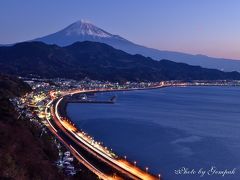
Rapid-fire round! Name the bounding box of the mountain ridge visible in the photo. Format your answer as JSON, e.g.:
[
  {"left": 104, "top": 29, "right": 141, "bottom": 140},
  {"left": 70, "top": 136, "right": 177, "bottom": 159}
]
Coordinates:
[
  {"left": 32, "top": 20, "right": 240, "bottom": 72},
  {"left": 0, "top": 41, "right": 240, "bottom": 82}
]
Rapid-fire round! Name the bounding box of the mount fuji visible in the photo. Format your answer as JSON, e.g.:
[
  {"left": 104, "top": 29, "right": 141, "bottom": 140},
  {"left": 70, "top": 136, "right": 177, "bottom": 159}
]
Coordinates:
[
  {"left": 35, "top": 20, "right": 131, "bottom": 48},
  {"left": 34, "top": 20, "right": 240, "bottom": 72}
]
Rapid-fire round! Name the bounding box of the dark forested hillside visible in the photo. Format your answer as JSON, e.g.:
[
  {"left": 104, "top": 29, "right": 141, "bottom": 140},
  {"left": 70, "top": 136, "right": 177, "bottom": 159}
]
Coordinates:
[
  {"left": 0, "top": 41, "right": 240, "bottom": 82},
  {"left": 0, "top": 74, "right": 63, "bottom": 179}
]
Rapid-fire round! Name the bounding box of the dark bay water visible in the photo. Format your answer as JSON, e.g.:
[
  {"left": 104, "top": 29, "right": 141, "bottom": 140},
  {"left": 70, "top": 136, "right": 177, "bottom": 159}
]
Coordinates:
[{"left": 67, "top": 86, "right": 240, "bottom": 180}]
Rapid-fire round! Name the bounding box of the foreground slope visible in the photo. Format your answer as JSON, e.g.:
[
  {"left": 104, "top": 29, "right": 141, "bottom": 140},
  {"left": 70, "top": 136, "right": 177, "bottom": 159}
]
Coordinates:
[
  {"left": 0, "top": 74, "right": 63, "bottom": 179},
  {"left": 0, "top": 74, "right": 97, "bottom": 180},
  {"left": 0, "top": 41, "right": 240, "bottom": 82}
]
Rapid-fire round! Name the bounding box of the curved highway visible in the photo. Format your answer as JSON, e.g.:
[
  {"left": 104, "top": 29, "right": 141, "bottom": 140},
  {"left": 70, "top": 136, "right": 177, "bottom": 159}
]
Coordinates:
[{"left": 45, "top": 89, "right": 162, "bottom": 180}]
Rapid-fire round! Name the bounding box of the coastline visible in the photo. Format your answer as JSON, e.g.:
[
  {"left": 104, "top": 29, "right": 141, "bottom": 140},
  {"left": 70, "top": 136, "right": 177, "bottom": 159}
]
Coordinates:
[
  {"left": 64, "top": 85, "right": 240, "bottom": 179},
  {"left": 56, "top": 84, "right": 240, "bottom": 179},
  {"left": 57, "top": 85, "right": 169, "bottom": 121},
  {"left": 54, "top": 85, "right": 170, "bottom": 179},
  {"left": 59, "top": 83, "right": 240, "bottom": 136},
  {"left": 53, "top": 92, "right": 161, "bottom": 179}
]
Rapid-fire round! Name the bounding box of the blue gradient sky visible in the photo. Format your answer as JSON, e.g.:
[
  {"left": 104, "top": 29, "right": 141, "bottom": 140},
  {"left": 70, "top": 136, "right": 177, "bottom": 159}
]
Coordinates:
[{"left": 0, "top": 0, "right": 240, "bottom": 59}]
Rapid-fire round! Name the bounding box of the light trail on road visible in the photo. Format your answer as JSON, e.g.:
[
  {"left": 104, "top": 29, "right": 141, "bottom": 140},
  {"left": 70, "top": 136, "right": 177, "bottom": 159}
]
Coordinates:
[
  {"left": 44, "top": 99, "right": 118, "bottom": 179},
  {"left": 52, "top": 90, "right": 160, "bottom": 180}
]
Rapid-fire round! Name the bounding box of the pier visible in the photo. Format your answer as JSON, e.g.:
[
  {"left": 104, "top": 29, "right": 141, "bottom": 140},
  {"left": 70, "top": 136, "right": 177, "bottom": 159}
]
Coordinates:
[{"left": 65, "top": 95, "right": 116, "bottom": 104}]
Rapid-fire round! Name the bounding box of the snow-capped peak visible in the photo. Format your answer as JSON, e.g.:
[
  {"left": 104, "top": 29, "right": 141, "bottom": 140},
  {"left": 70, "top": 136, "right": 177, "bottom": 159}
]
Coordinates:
[{"left": 62, "top": 20, "right": 112, "bottom": 38}]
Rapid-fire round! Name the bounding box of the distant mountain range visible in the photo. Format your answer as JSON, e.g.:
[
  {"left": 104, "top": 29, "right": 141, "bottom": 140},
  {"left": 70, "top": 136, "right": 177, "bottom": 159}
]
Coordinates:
[
  {"left": 33, "top": 20, "right": 240, "bottom": 72},
  {"left": 0, "top": 41, "right": 240, "bottom": 82}
]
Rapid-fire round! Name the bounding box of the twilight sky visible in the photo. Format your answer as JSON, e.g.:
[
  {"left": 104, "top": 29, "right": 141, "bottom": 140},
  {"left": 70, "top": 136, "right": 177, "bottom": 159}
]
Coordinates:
[{"left": 0, "top": 0, "right": 240, "bottom": 59}]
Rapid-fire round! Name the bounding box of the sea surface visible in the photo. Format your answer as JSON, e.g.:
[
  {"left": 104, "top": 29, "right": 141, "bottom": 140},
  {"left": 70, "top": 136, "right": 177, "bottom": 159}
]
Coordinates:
[{"left": 67, "top": 86, "right": 240, "bottom": 180}]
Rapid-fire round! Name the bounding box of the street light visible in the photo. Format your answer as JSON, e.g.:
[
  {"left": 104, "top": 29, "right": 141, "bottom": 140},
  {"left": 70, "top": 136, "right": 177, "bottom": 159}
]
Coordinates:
[
  {"left": 134, "top": 161, "right": 136, "bottom": 166},
  {"left": 124, "top": 155, "right": 127, "bottom": 160},
  {"left": 158, "top": 174, "right": 161, "bottom": 179},
  {"left": 145, "top": 167, "right": 149, "bottom": 172}
]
